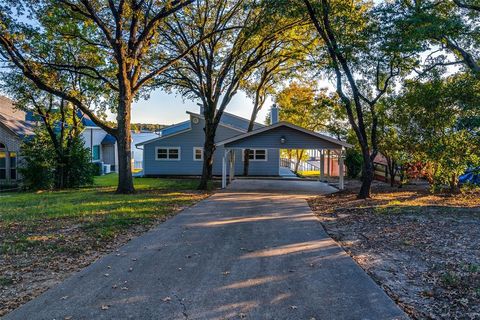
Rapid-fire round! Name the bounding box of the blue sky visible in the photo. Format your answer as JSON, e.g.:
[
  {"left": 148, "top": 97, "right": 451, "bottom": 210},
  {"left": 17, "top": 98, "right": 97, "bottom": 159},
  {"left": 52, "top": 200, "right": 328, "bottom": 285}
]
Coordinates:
[{"left": 132, "top": 89, "right": 274, "bottom": 125}]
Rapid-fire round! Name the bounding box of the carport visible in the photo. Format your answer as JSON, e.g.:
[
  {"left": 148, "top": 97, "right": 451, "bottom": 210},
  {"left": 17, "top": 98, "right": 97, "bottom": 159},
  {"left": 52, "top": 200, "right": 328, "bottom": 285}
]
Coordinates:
[{"left": 216, "top": 122, "right": 352, "bottom": 190}]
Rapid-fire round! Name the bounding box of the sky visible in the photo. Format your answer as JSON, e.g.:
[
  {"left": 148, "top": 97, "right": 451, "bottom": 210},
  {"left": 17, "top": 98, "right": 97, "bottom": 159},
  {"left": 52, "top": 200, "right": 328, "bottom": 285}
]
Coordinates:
[{"left": 131, "top": 89, "right": 274, "bottom": 126}]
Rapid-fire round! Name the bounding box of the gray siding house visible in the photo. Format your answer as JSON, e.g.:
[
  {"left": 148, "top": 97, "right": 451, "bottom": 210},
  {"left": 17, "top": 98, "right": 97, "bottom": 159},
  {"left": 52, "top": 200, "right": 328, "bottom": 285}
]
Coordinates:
[{"left": 138, "top": 110, "right": 281, "bottom": 176}]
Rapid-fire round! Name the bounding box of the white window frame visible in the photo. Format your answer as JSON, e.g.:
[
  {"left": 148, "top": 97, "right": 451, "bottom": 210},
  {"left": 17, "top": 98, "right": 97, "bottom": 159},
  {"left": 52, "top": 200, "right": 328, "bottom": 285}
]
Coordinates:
[
  {"left": 242, "top": 149, "right": 268, "bottom": 162},
  {"left": 155, "top": 147, "right": 181, "bottom": 161},
  {"left": 193, "top": 147, "right": 204, "bottom": 161}
]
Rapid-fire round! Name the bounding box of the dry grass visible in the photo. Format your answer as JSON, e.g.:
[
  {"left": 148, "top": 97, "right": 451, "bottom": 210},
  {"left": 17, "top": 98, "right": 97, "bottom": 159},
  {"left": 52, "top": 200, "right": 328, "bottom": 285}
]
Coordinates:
[{"left": 309, "top": 180, "right": 480, "bottom": 319}]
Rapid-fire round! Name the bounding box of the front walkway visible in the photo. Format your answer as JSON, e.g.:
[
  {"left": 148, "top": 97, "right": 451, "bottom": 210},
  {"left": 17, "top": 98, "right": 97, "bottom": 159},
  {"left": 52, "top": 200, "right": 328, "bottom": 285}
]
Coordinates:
[{"left": 6, "top": 182, "right": 406, "bottom": 319}]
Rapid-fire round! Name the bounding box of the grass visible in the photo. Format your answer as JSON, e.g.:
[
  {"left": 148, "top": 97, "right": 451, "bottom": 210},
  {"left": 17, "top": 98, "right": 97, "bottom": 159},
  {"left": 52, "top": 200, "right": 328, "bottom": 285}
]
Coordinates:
[
  {"left": 1, "top": 174, "right": 216, "bottom": 316},
  {"left": 297, "top": 170, "right": 320, "bottom": 178},
  {"left": 0, "top": 174, "right": 216, "bottom": 246}
]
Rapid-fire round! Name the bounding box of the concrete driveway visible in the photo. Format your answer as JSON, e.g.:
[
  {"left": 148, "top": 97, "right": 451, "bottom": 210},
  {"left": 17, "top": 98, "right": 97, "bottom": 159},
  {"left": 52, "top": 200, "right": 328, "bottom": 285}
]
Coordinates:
[{"left": 5, "top": 180, "right": 406, "bottom": 320}]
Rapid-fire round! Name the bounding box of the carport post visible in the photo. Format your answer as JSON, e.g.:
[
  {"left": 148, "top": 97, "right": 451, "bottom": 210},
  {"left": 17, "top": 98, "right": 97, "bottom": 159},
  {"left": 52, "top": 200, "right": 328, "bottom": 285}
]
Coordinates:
[
  {"left": 319, "top": 150, "right": 325, "bottom": 181},
  {"left": 339, "top": 148, "right": 345, "bottom": 190},
  {"left": 229, "top": 150, "right": 234, "bottom": 183},
  {"left": 222, "top": 149, "right": 227, "bottom": 189}
]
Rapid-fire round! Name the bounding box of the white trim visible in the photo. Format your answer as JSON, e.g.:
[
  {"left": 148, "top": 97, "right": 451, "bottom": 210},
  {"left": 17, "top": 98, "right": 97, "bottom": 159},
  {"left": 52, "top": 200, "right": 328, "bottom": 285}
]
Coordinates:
[
  {"left": 193, "top": 147, "right": 203, "bottom": 161},
  {"left": 242, "top": 148, "right": 268, "bottom": 162},
  {"left": 216, "top": 121, "right": 353, "bottom": 148},
  {"left": 155, "top": 147, "right": 181, "bottom": 161}
]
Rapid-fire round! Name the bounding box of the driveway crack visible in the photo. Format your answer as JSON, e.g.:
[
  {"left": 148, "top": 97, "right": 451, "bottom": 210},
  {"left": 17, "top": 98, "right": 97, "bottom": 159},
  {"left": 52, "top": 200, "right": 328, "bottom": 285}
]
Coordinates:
[{"left": 173, "top": 292, "right": 189, "bottom": 319}]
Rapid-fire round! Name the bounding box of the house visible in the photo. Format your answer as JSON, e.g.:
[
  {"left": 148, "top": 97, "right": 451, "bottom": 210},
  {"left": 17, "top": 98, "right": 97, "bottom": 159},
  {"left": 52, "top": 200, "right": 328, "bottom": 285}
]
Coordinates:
[
  {"left": 0, "top": 96, "right": 35, "bottom": 185},
  {"left": 0, "top": 95, "right": 119, "bottom": 182},
  {"left": 78, "top": 113, "right": 119, "bottom": 174},
  {"left": 131, "top": 131, "right": 160, "bottom": 170},
  {"left": 137, "top": 107, "right": 280, "bottom": 176}
]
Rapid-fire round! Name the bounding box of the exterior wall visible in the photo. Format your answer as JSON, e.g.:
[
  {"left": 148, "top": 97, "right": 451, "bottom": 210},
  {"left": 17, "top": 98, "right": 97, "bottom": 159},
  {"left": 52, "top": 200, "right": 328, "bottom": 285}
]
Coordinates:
[
  {"left": 143, "top": 115, "right": 279, "bottom": 176},
  {"left": 225, "top": 126, "right": 343, "bottom": 150},
  {"left": 0, "top": 123, "right": 22, "bottom": 153},
  {"left": 80, "top": 127, "right": 107, "bottom": 162},
  {"left": 132, "top": 132, "right": 159, "bottom": 169},
  {"left": 102, "top": 144, "right": 116, "bottom": 168},
  {"left": 0, "top": 123, "right": 22, "bottom": 184}
]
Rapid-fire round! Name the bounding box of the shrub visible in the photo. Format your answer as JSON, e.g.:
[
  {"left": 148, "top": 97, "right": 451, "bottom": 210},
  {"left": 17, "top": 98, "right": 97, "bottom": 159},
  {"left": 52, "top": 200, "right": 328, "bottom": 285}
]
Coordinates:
[
  {"left": 345, "top": 148, "right": 363, "bottom": 179},
  {"left": 19, "top": 130, "right": 94, "bottom": 190}
]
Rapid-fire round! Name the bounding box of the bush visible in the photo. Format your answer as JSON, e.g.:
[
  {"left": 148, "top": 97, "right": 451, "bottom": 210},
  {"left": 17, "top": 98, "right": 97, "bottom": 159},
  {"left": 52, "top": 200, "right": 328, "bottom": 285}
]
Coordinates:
[
  {"left": 19, "top": 130, "right": 94, "bottom": 190},
  {"left": 345, "top": 148, "right": 363, "bottom": 179}
]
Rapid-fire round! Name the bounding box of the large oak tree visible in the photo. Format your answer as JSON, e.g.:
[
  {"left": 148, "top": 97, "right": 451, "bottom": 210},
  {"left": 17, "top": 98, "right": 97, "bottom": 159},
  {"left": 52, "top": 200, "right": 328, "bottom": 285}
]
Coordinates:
[
  {"left": 0, "top": 0, "right": 195, "bottom": 193},
  {"left": 158, "top": 0, "right": 300, "bottom": 189}
]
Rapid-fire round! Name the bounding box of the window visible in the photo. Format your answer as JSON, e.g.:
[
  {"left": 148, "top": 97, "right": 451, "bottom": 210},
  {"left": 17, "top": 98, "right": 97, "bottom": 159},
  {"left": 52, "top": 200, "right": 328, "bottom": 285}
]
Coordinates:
[
  {"left": 0, "top": 151, "right": 6, "bottom": 180},
  {"left": 92, "top": 145, "right": 100, "bottom": 161},
  {"left": 244, "top": 149, "right": 267, "bottom": 161},
  {"left": 156, "top": 147, "right": 181, "bottom": 160},
  {"left": 193, "top": 147, "right": 203, "bottom": 161},
  {"left": 9, "top": 152, "right": 17, "bottom": 180}
]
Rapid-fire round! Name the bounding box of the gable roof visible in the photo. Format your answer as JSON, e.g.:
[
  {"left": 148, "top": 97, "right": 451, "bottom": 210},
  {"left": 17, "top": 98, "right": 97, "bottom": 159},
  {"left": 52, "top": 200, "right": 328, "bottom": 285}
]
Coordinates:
[
  {"left": 216, "top": 121, "right": 352, "bottom": 149},
  {"left": 137, "top": 110, "right": 263, "bottom": 146},
  {"left": 186, "top": 111, "right": 264, "bottom": 132},
  {"left": 159, "top": 120, "right": 191, "bottom": 137},
  {"left": 0, "top": 113, "right": 35, "bottom": 139}
]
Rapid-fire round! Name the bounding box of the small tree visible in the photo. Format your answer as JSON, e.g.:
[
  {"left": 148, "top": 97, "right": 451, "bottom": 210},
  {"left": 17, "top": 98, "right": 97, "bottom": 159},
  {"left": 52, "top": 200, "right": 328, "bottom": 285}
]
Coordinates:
[
  {"left": 275, "top": 81, "right": 346, "bottom": 172},
  {"left": 20, "top": 129, "right": 94, "bottom": 190}
]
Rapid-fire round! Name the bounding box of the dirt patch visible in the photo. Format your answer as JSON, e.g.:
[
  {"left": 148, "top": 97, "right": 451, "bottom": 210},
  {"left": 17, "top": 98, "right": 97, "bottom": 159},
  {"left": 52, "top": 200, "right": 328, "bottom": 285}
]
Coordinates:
[{"left": 309, "top": 181, "right": 480, "bottom": 320}]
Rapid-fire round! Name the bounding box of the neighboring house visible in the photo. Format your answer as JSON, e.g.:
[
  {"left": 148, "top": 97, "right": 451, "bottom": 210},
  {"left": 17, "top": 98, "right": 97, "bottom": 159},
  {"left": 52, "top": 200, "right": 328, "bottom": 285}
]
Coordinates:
[
  {"left": 77, "top": 113, "right": 119, "bottom": 174},
  {"left": 0, "top": 97, "right": 34, "bottom": 185},
  {"left": 131, "top": 131, "right": 160, "bottom": 170},
  {"left": 1, "top": 95, "right": 119, "bottom": 181},
  {"left": 137, "top": 108, "right": 281, "bottom": 176}
]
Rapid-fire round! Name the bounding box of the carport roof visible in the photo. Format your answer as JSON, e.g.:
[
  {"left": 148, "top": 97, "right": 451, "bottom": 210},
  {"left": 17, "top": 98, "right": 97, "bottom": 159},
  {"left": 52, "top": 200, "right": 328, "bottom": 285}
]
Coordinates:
[{"left": 216, "top": 121, "right": 352, "bottom": 149}]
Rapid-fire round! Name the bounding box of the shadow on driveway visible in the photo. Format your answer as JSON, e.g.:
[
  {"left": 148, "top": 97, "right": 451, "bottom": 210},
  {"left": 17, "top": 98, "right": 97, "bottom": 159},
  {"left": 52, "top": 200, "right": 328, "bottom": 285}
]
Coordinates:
[{"left": 5, "top": 187, "right": 406, "bottom": 320}]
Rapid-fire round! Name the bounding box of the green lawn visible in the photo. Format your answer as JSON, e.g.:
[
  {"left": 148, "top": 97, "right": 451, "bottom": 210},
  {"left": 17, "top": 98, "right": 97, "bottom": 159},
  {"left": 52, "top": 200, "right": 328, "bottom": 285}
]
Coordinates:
[{"left": 0, "top": 174, "right": 215, "bottom": 251}]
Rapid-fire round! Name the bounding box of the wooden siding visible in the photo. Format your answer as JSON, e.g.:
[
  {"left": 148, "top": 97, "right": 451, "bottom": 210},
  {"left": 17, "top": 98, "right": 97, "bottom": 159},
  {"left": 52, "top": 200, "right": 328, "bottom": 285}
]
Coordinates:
[
  {"left": 143, "top": 115, "right": 279, "bottom": 176},
  {"left": 224, "top": 126, "right": 343, "bottom": 150}
]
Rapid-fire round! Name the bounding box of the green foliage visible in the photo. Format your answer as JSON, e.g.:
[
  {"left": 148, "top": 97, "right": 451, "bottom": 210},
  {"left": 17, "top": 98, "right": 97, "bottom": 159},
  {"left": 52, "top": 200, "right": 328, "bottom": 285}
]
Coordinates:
[
  {"left": 392, "top": 73, "right": 480, "bottom": 191},
  {"left": 345, "top": 148, "right": 364, "bottom": 179},
  {"left": 19, "top": 131, "right": 56, "bottom": 190},
  {"left": 19, "top": 129, "right": 95, "bottom": 190}
]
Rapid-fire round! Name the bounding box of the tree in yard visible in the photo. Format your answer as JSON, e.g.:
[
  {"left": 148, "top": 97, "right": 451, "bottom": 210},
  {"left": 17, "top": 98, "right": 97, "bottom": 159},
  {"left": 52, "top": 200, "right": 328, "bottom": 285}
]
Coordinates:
[
  {"left": 376, "top": 99, "right": 412, "bottom": 187},
  {"left": 285, "top": 0, "right": 412, "bottom": 198},
  {"left": 385, "top": 0, "right": 480, "bottom": 77},
  {"left": 158, "top": 0, "right": 300, "bottom": 189},
  {"left": 241, "top": 22, "right": 312, "bottom": 175},
  {"left": 275, "top": 81, "right": 346, "bottom": 173},
  {"left": 0, "top": 0, "right": 196, "bottom": 193},
  {"left": 392, "top": 73, "right": 480, "bottom": 192}
]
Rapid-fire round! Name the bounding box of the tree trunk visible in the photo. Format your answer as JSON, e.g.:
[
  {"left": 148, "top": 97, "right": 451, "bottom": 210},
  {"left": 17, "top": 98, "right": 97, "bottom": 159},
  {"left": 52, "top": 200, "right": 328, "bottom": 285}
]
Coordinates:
[
  {"left": 386, "top": 156, "right": 397, "bottom": 187},
  {"left": 450, "top": 173, "right": 459, "bottom": 193},
  {"left": 294, "top": 150, "right": 304, "bottom": 173},
  {"left": 116, "top": 98, "right": 135, "bottom": 194},
  {"left": 199, "top": 130, "right": 216, "bottom": 190},
  {"left": 358, "top": 149, "right": 374, "bottom": 199}
]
